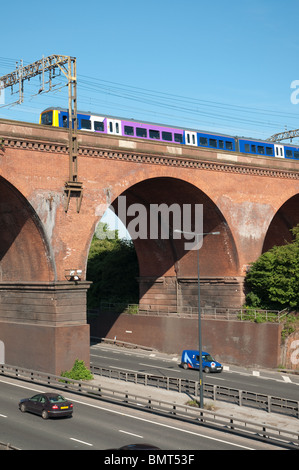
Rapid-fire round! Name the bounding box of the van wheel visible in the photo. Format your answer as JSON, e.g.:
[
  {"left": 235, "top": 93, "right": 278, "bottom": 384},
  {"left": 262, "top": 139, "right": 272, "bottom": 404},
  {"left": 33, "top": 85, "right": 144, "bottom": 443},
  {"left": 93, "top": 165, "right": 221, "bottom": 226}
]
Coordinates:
[
  {"left": 204, "top": 366, "right": 210, "bottom": 373},
  {"left": 182, "top": 363, "right": 188, "bottom": 370}
]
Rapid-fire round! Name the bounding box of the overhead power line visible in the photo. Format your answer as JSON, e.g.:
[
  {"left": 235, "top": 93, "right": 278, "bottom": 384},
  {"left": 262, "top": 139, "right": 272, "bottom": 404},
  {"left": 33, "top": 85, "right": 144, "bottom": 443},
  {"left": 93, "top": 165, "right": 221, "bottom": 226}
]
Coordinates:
[
  {"left": 1, "top": 55, "right": 298, "bottom": 140},
  {"left": 0, "top": 54, "right": 82, "bottom": 212},
  {"left": 76, "top": 74, "right": 299, "bottom": 133}
]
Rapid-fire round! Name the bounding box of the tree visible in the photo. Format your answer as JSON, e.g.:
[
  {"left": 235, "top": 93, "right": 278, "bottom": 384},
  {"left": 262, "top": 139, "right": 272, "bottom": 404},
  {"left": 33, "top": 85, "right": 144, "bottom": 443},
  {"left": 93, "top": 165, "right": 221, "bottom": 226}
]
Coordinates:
[
  {"left": 86, "top": 223, "right": 139, "bottom": 308},
  {"left": 245, "top": 225, "right": 299, "bottom": 310}
]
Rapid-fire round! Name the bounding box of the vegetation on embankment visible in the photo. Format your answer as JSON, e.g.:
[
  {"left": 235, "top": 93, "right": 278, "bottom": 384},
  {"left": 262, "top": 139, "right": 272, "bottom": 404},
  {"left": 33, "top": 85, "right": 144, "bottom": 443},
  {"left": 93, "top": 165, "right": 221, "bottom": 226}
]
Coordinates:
[
  {"left": 86, "top": 223, "right": 139, "bottom": 309},
  {"left": 244, "top": 224, "right": 299, "bottom": 338},
  {"left": 245, "top": 225, "right": 299, "bottom": 312}
]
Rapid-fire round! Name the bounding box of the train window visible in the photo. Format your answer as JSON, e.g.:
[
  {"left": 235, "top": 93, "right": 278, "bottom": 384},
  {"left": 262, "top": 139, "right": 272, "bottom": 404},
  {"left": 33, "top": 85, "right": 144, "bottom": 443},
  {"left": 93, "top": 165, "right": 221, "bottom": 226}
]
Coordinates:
[
  {"left": 209, "top": 139, "right": 217, "bottom": 148},
  {"left": 124, "top": 125, "right": 134, "bottom": 136},
  {"left": 162, "top": 131, "right": 173, "bottom": 141},
  {"left": 266, "top": 147, "right": 273, "bottom": 156},
  {"left": 94, "top": 121, "right": 104, "bottom": 132},
  {"left": 199, "top": 137, "right": 208, "bottom": 146},
  {"left": 174, "top": 133, "right": 183, "bottom": 143},
  {"left": 257, "top": 146, "right": 265, "bottom": 154},
  {"left": 115, "top": 122, "right": 119, "bottom": 133},
  {"left": 109, "top": 122, "right": 113, "bottom": 132},
  {"left": 286, "top": 149, "right": 293, "bottom": 158},
  {"left": 251, "top": 145, "right": 256, "bottom": 153},
  {"left": 294, "top": 151, "right": 299, "bottom": 159},
  {"left": 225, "top": 141, "right": 233, "bottom": 150},
  {"left": 276, "top": 146, "right": 283, "bottom": 157},
  {"left": 81, "top": 119, "right": 91, "bottom": 130},
  {"left": 219, "top": 140, "right": 224, "bottom": 149},
  {"left": 41, "top": 111, "right": 53, "bottom": 125},
  {"left": 136, "top": 127, "right": 147, "bottom": 138},
  {"left": 149, "top": 129, "right": 160, "bottom": 139},
  {"left": 244, "top": 144, "right": 250, "bottom": 152},
  {"left": 62, "top": 115, "right": 68, "bottom": 127}
]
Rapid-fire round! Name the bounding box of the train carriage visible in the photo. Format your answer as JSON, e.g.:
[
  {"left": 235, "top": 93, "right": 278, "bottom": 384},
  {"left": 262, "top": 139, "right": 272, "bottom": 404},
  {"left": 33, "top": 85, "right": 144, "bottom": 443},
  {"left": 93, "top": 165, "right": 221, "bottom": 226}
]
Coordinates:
[{"left": 39, "top": 107, "right": 299, "bottom": 161}]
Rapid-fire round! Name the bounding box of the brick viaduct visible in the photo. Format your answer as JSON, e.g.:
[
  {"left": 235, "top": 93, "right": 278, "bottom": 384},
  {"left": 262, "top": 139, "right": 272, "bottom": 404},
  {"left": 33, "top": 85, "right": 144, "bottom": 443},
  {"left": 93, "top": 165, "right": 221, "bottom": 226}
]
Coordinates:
[{"left": 0, "top": 118, "right": 298, "bottom": 373}]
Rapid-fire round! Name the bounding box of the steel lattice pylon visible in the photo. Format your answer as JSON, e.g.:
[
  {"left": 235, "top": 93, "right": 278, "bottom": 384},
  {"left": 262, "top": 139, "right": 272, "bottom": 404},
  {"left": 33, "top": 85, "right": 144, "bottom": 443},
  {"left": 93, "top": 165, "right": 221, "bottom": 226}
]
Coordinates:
[{"left": 0, "top": 54, "right": 82, "bottom": 212}]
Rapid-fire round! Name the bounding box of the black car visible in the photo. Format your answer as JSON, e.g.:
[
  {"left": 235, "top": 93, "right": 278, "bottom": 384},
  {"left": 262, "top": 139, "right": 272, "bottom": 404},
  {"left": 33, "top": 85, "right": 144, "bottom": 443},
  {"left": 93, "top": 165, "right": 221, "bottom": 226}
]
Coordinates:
[
  {"left": 19, "top": 392, "right": 73, "bottom": 419},
  {"left": 118, "top": 444, "right": 161, "bottom": 450}
]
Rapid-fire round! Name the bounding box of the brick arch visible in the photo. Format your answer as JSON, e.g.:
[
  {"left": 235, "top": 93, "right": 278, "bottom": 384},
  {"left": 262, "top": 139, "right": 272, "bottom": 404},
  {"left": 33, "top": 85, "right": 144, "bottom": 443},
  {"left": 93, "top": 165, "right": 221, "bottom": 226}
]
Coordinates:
[
  {"left": 111, "top": 177, "right": 240, "bottom": 309},
  {"left": 263, "top": 193, "right": 299, "bottom": 253},
  {"left": 0, "top": 177, "right": 55, "bottom": 282}
]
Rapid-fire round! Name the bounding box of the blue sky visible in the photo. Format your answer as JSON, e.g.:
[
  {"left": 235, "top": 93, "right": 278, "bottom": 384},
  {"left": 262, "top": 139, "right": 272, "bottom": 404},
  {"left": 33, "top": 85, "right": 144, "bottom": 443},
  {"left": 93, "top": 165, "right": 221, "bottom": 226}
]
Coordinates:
[{"left": 1, "top": 0, "right": 299, "bottom": 141}]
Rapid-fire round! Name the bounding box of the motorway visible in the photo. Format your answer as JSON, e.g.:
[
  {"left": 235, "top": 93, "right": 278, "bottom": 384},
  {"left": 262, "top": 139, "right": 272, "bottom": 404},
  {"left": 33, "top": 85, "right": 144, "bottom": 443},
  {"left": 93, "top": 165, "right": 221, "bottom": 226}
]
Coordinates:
[
  {"left": 0, "top": 375, "right": 288, "bottom": 451},
  {"left": 0, "top": 342, "right": 298, "bottom": 451},
  {"left": 90, "top": 342, "right": 299, "bottom": 402}
]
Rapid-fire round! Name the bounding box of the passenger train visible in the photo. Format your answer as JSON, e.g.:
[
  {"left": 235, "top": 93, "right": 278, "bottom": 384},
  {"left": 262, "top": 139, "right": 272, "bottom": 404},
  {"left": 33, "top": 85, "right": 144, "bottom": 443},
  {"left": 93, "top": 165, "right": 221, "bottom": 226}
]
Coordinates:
[{"left": 39, "top": 107, "right": 299, "bottom": 161}]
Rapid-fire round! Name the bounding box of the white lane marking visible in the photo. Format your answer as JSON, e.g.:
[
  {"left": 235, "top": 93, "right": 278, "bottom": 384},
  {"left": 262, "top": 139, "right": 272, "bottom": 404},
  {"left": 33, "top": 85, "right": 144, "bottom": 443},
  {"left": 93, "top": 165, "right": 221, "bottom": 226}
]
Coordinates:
[
  {"left": 70, "top": 438, "right": 93, "bottom": 447},
  {"left": 0, "top": 376, "right": 254, "bottom": 449},
  {"left": 119, "top": 430, "right": 143, "bottom": 439},
  {"left": 0, "top": 378, "right": 41, "bottom": 393},
  {"left": 282, "top": 376, "right": 292, "bottom": 383},
  {"left": 0, "top": 414, "right": 7, "bottom": 418},
  {"left": 67, "top": 398, "right": 254, "bottom": 450},
  {"left": 90, "top": 354, "right": 119, "bottom": 360}
]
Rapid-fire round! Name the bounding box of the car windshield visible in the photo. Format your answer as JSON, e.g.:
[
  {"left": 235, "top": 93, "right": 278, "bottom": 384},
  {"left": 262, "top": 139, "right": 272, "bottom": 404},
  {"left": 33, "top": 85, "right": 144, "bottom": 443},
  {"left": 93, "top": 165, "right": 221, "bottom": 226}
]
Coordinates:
[
  {"left": 202, "top": 354, "right": 214, "bottom": 361},
  {"left": 49, "top": 395, "right": 66, "bottom": 403}
]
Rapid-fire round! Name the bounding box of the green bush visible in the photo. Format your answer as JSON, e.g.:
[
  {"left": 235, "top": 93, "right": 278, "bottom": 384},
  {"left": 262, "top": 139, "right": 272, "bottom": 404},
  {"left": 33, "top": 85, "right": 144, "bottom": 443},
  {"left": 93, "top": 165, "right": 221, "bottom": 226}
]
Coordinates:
[
  {"left": 245, "top": 225, "right": 299, "bottom": 311},
  {"left": 60, "top": 359, "right": 93, "bottom": 381}
]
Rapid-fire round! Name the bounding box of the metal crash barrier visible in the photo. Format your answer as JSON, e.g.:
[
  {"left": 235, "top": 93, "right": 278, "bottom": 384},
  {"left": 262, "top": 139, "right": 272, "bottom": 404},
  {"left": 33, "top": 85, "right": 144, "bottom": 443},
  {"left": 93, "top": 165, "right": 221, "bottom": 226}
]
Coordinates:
[
  {"left": 0, "top": 364, "right": 299, "bottom": 450},
  {"left": 90, "top": 364, "right": 299, "bottom": 418}
]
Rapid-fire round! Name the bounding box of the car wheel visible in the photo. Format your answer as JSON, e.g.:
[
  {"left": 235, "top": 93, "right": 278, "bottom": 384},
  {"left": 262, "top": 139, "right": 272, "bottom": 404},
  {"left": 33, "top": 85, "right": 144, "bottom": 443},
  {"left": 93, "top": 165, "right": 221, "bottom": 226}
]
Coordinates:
[
  {"left": 20, "top": 403, "right": 26, "bottom": 413},
  {"left": 41, "top": 410, "right": 48, "bottom": 420},
  {"left": 204, "top": 366, "right": 210, "bottom": 373}
]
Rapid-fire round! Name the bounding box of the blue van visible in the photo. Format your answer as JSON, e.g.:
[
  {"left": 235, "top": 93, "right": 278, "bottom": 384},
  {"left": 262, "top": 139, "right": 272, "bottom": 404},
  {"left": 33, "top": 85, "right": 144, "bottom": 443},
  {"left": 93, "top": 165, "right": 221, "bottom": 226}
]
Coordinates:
[{"left": 180, "top": 350, "right": 223, "bottom": 373}]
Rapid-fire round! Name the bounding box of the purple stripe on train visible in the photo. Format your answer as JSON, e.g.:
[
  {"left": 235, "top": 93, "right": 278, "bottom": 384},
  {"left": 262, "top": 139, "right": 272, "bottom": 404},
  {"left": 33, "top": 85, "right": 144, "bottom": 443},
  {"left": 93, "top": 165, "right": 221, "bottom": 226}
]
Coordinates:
[{"left": 121, "top": 120, "right": 183, "bottom": 143}]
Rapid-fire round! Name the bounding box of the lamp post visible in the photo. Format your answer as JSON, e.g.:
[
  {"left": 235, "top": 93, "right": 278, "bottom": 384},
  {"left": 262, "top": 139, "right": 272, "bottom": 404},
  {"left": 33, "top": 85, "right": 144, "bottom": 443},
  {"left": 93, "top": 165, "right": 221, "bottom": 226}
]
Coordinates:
[{"left": 174, "top": 229, "right": 220, "bottom": 408}]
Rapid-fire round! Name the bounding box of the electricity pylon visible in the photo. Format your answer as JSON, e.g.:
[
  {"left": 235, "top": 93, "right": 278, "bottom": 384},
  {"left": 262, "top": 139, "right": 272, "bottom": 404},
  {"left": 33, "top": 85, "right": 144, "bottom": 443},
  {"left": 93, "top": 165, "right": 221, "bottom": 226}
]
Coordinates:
[
  {"left": 0, "top": 54, "right": 82, "bottom": 212},
  {"left": 267, "top": 128, "right": 299, "bottom": 142}
]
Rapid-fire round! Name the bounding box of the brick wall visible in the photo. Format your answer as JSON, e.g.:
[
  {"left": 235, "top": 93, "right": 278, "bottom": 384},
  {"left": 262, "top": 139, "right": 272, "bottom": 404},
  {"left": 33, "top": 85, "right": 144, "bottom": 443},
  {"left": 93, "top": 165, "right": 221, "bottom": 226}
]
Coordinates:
[{"left": 89, "top": 312, "right": 286, "bottom": 369}]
